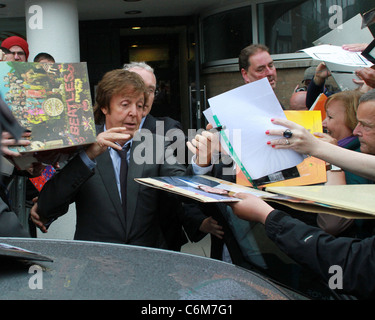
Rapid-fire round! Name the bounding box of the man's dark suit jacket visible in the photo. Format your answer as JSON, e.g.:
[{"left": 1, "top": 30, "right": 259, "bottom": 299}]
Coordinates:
[
  {"left": 142, "top": 114, "right": 182, "bottom": 134},
  {"left": 141, "top": 114, "right": 188, "bottom": 250},
  {"left": 37, "top": 123, "right": 191, "bottom": 248},
  {"left": 0, "top": 185, "right": 29, "bottom": 237}
]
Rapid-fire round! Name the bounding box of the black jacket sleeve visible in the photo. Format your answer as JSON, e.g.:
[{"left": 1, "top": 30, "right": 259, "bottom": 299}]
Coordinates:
[
  {"left": 37, "top": 154, "right": 94, "bottom": 220},
  {"left": 0, "top": 187, "right": 29, "bottom": 237},
  {"left": 265, "top": 209, "right": 375, "bottom": 299},
  {"left": 306, "top": 80, "right": 325, "bottom": 108}
]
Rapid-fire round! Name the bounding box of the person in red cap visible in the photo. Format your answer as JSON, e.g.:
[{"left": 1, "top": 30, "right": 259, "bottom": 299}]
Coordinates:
[{"left": 1, "top": 36, "right": 29, "bottom": 61}]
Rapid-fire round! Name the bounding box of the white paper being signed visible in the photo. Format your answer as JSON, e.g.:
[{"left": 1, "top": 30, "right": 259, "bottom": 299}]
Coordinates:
[
  {"left": 205, "top": 78, "right": 304, "bottom": 180},
  {"left": 301, "top": 44, "right": 373, "bottom": 67}
]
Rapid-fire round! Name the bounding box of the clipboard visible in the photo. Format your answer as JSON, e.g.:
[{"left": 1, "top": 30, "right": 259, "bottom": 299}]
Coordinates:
[{"left": 361, "top": 38, "right": 375, "bottom": 64}]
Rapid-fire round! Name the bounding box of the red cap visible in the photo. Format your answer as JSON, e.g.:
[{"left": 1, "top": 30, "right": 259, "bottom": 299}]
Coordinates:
[{"left": 1, "top": 36, "right": 29, "bottom": 60}]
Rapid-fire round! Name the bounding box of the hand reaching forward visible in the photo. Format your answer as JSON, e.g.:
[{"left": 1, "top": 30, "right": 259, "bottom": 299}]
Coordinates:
[
  {"left": 313, "top": 62, "right": 331, "bottom": 86},
  {"left": 199, "top": 216, "right": 224, "bottom": 239},
  {"left": 229, "top": 193, "right": 274, "bottom": 225},
  {"left": 355, "top": 67, "right": 375, "bottom": 89},
  {"left": 266, "top": 118, "right": 322, "bottom": 155},
  {"left": 1, "top": 131, "right": 31, "bottom": 157},
  {"left": 85, "top": 127, "right": 132, "bottom": 160},
  {"left": 342, "top": 43, "right": 368, "bottom": 52},
  {"left": 186, "top": 123, "right": 222, "bottom": 167},
  {"left": 30, "top": 198, "right": 48, "bottom": 233},
  {"left": 312, "top": 132, "right": 337, "bottom": 145}
]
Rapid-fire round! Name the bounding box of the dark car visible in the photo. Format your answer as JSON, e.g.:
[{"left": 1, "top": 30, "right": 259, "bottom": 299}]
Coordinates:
[{"left": 0, "top": 237, "right": 310, "bottom": 300}]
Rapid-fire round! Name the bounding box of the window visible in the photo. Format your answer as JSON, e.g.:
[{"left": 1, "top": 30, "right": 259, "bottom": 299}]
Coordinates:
[
  {"left": 259, "top": 0, "right": 375, "bottom": 55},
  {"left": 0, "top": 18, "right": 26, "bottom": 42},
  {"left": 201, "top": 6, "right": 252, "bottom": 64}
]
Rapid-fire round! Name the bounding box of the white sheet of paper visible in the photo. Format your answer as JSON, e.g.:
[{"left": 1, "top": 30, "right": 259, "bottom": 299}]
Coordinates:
[
  {"left": 301, "top": 44, "right": 373, "bottom": 67},
  {"left": 206, "top": 78, "right": 304, "bottom": 180},
  {"left": 202, "top": 107, "right": 214, "bottom": 127}
]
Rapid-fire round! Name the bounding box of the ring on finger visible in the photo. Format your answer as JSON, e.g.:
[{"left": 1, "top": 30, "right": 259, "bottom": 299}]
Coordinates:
[
  {"left": 283, "top": 129, "right": 293, "bottom": 139},
  {"left": 285, "top": 139, "right": 290, "bottom": 145}
]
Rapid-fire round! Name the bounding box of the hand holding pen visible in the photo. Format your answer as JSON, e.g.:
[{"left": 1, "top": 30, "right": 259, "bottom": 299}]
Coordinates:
[{"left": 186, "top": 123, "right": 225, "bottom": 167}]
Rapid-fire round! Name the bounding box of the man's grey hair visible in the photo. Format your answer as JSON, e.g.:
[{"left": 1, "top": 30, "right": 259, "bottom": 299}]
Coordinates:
[
  {"left": 359, "top": 88, "right": 375, "bottom": 104},
  {"left": 123, "top": 61, "right": 154, "bottom": 73}
]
